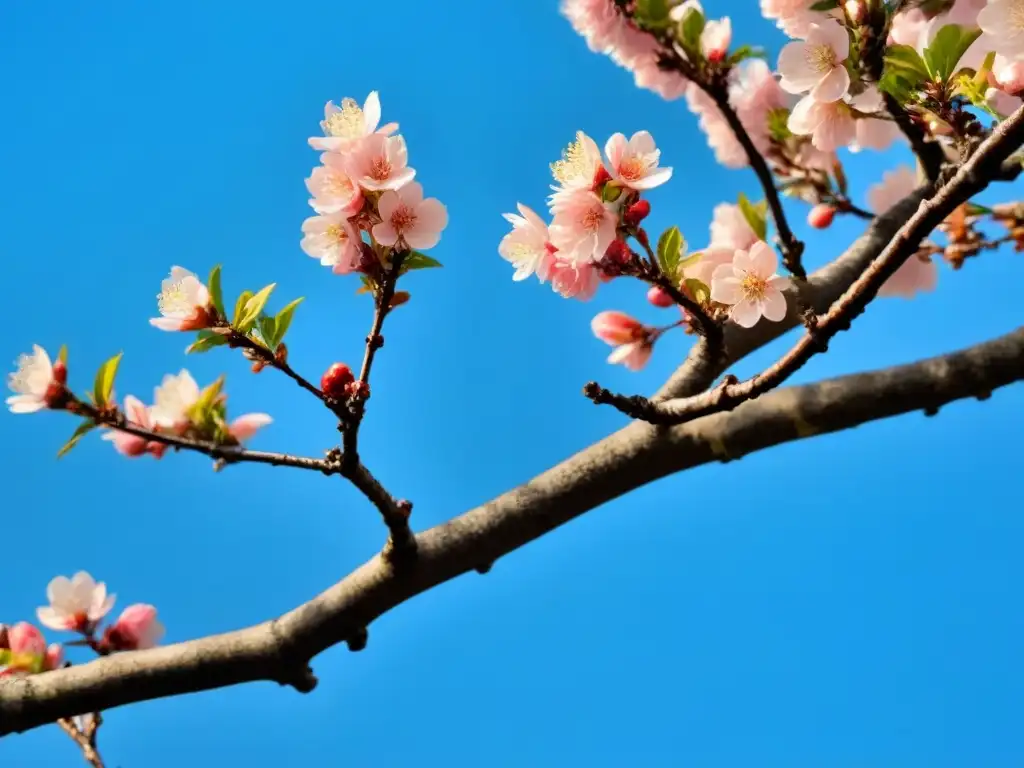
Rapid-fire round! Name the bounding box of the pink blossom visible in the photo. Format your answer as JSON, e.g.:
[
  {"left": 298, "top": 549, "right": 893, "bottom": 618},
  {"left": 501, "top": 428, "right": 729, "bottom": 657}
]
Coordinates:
[
  {"left": 877, "top": 253, "right": 938, "bottom": 299},
  {"left": 778, "top": 21, "right": 851, "bottom": 102},
  {"left": 867, "top": 166, "right": 918, "bottom": 215},
  {"left": 6, "top": 345, "right": 57, "bottom": 414},
  {"left": 987, "top": 87, "right": 1024, "bottom": 117},
  {"left": 306, "top": 153, "right": 363, "bottom": 217},
  {"left": 702, "top": 18, "right": 732, "bottom": 62},
  {"left": 686, "top": 84, "right": 749, "bottom": 168},
  {"left": 345, "top": 133, "right": 415, "bottom": 192},
  {"left": 787, "top": 96, "right": 856, "bottom": 151},
  {"left": 150, "top": 267, "right": 212, "bottom": 332},
  {"left": 684, "top": 247, "right": 736, "bottom": 288},
  {"left": 228, "top": 413, "right": 272, "bottom": 443},
  {"left": 993, "top": 55, "right": 1024, "bottom": 94},
  {"left": 499, "top": 204, "right": 555, "bottom": 281},
  {"left": 0, "top": 623, "right": 62, "bottom": 676},
  {"left": 102, "top": 395, "right": 166, "bottom": 459},
  {"left": 301, "top": 212, "right": 362, "bottom": 274},
  {"left": 547, "top": 258, "right": 601, "bottom": 301},
  {"left": 603, "top": 131, "right": 672, "bottom": 190},
  {"left": 761, "top": 0, "right": 829, "bottom": 38},
  {"left": 309, "top": 91, "right": 398, "bottom": 153},
  {"left": 846, "top": 86, "right": 901, "bottom": 152},
  {"left": 549, "top": 131, "right": 606, "bottom": 204},
  {"left": 710, "top": 241, "right": 790, "bottom": 328},
  {"left": 548, "top": 189, "right": 619, "bottom": 266},
  {"left": 561, "top": 0, "right": 624, "bottom": 53},
  {"left": 632, "top": 60, "right": 690, "bottom": 101},
  {"left": 591, "top": 311, "right": 652, "bottom": 371},
  {"left": 730, "top": 60, "right": 792, "bottom": 156},
  {"left": 710, "top": 203, "right": 759, "bottom": 251},
  {"left": 372, "top": 182, "right": 448, "bottom": 250},
  {"left": 976, "top": 2, "right": 1021, "bottom": 59},
  {"left": 105, "top": 604, "right": 165, "bottom": 651},
  {"left": 149, "top": 369, "right": 200, "bottom": 433},
  {"left": 36, "top": 572, "right": 115, "bottom": 632}
]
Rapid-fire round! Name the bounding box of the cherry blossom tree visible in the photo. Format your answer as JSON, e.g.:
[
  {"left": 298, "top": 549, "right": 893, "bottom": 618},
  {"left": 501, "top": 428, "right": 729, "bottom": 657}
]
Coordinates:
[{"left": 4, "top": 1, "right": 1024, "bottom": 764}]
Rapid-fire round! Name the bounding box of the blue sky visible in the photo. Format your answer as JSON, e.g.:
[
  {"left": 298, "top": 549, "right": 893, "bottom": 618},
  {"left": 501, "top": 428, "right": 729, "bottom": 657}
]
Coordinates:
[{"left": 2, "top": 1, "right": 1022, "bottom": 765}]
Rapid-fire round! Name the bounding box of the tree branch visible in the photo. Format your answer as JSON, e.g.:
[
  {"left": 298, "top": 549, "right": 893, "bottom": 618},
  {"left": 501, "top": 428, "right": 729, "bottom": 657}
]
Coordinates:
[
  {"left": 614, "top": 104, "right": 1024, "bottom": 423},
  {"left": 5, "top": 325, "right": 1023, "bottom": 735}
]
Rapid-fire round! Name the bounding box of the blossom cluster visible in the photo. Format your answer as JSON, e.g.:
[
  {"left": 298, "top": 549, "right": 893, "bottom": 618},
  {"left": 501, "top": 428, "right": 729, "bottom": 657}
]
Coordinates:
[
  {"left": 1, "top": 572, "right": 164, "bottom": 677},
  {"left": 301, "top": 91, "right": 448, "bottom": 274}
]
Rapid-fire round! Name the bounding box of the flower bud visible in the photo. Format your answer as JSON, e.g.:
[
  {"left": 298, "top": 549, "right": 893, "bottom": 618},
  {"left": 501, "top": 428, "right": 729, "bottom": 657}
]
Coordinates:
[
  {"left": 625, "top": 199, "right": 652, "bottom": 227},
  {"left": 389, "top": 291, "right": 411, "bottom": 309},
  {"left": 344, "top": 379, "right": 370, "bottom": 401},
  {"left": 321, "top": 363, "right": 355, "bottom": 399},
  {"left": 604, "top": 239, "right": 631, "bottom": 266},
  {"left": 274, "top": 343, "right": 288, "bottom": 365},
  {"left": 647, "top": 285, "right": 675, "bottom": 308},
  {"left": 251, "top": 360, "right": 267, "bottom": 374},
  {"left": 807, "top": 204, "right": 836, "bottom": 229},
  {"left": 592, "top": 165, "right": 613, "bottom": 188},
  {"left": 52, "top": 360, "right": 68, "bottom": 386}
]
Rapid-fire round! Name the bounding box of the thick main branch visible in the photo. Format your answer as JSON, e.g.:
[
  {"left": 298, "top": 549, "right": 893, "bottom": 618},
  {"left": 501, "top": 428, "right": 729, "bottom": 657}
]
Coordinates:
[{"left": 4, "top": 326, "right": 1023, "bottom": 735}]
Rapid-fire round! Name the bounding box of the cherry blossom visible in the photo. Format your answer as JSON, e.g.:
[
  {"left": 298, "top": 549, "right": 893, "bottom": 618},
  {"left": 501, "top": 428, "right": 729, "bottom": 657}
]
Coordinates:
[
  {"left": 684, "top": 247, "right": 736, "bottom": 288},
  {"left": 149, "top": 369, "right": 200, "bottom": 433},
  {"left": 548, "top": 189, "right": 619, "bottom": 266},
  {"left": 0, "top": 623, "right": 62, "bottom": 676},
  {"left": 993, "top": 55, "right": 1024, "bottom": 95},
  {"left": 102, "top": 395, "right": 167, "bottom": 459},
  {"left": 36, "top": 572, "right": 116, "bottom": 632},
  {"left": 309, "top": 91, "right": 398, "bottom": 153},
  {"left": 547, "top": 258, "right": 601, "bottom": 301},
  {"left": 301, "top": 211, "right": 362, "bottom": 274},
  {"left": 709, "top": 203, "right": 759, "bottom": 251},
  {"left": 701, "top": 18, "right": 732, "bottom": 63},
  {"left": 372, "top": 182, "right": 448, "bottom": 250},
  {"left": 306, "top": 153, "right": 364, "bottom": 217},
  {"left": 778, "top": 21, "right": 851, "bottom": 103},
  {"left": 604, "top": 131, "right": 672, "bottom": 191},
  {"left": 549, "top": 131, "right": 606, "bottom": 203},
  {"left": 6, "top": 345, "right": 60, "bottom": 414},
  {"left": 788, "top": 96, "right": 856, "bottom": 151},
  {"left": 710, "top": 241, "right": 790, "bottom": 328},
  {"left": 867, "top": 166, "right": 937, "bottom": 299},
  {"left": 499, "top": 204, "right": 556, "bottom": 281},
  {"left": 104, "top": 604, "right": 165, "bottom": 651},
  {"left": 847, "top": 87, "right": 901, "bottom": 152},
  {"left": 150, "top": 267, "right": 213, "bottom": 332},
  {"left": 761, "top": 0, "right": 830, "bottom": 39},
  {"left": 730, "top": 59, "right": 791, "bottom": 156},
  {"left": 228, "top": 413, "right": 273, "bottom": 443},
  {"left": 345, "top": 133, "right": 415, "bottom": 192},
  {"left": 591, "top": 311, "right": 652, "bottom": 371},
  {"left": 560, "top": 0, "right": 624, "bottom": 54},
  {"left": 976, "top": 2, "right": 1023, "bottom": 61}
]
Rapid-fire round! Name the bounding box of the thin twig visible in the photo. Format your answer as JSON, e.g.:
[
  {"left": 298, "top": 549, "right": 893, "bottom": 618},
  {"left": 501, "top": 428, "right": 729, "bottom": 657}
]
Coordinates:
[
  {"left": 57, "top": 713, "right": 105, "bottom": 768},
  {"left": 630, "top": 239, "right": 721, "bottom": 343}
]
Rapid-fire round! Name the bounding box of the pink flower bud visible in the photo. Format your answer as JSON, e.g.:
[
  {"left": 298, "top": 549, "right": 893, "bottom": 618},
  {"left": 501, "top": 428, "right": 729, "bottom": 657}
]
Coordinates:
[
  {"left": 625, "top": 199, "right": 652, "bottom": 227},
  {"left": 52, "top": 359, "right": 68, "bottom": 386},
  {"left": 647, "top": 286, "right": 675, "bottom": 308},
  {"left": 320, "top": 363, "right": 355, "bottom": 399},
  {"left": 44, "top": 643, "right": 63, "bottom": 671},
  {"left": 592, "top": 165, "right": 612, "bottom": 189},
  {"left": 604, "top": 239, "right": 631, "bottom": 265},
  {"left": 104, "top": 604, "right": 165, "bottom": 651},
  {"left": 807, "top": 204, "right": 836, "bottom": 229},
  {"left": 8, "top": 622, "right": 45, "bottom": 656},
  {"left": 591, "top": 311, "right": 645, "bottom": 346}
]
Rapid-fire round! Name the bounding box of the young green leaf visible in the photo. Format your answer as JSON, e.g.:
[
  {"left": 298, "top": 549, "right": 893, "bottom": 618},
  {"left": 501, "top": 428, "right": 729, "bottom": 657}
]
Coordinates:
[
  {"left": 56, "top": 420, "right": 98, "bottom": 459},
  {"left": 233, "top": 290, "right": 254, "bottom": 327},
  {"left": 186, "top": 332, "right": 229, "bottom": 354},
  {"left": 92, "top": 352, "right": 123, "bottom": 407},
  {"left": 737, "top": 193, "right": 768, "bottom": 241},
  {"left": 207, "top": 265, "right": 225, "bottom": 317},
  {"left": 237, "top": 283, "right": 276, "bottom": 332},
  {"left": 400, "top": 252, "right": 443, "bottom": 274},
  {"left": 257, "top": 315, "right": 277, "bottom": 348},
  {"left": 809, "top": 0, "right": 838, "bottom": 10},
  {"left": 272, "top": 297, "right": 304, "bottom": 346},
  {"left": 656, "top": 226, "right": 685, "bottom": 278},
  {"left": 635, "top": 0, "right": 670, "bottom": 28},
  {"left": 923, "top": 25, "right": 982, "bottom": 82},
  {"left": 58, "top": 345, "right": 68, "bottom": 365},
  {"left": 683, "top": 278, "right": 711, "bottom": 305},
  {"left": 679, "top": 6, "right": 705, "bottom": 52},
  {"left": 187, "top": 375, "right": 225, "bottom": 427}
]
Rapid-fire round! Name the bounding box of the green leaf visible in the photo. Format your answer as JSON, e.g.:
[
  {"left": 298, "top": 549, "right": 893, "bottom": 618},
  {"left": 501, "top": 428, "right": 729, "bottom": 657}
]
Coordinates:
[
  {"left": 809, "top": 0, "right": 837, "bottom": 9},
  {"left": 656, "top": 226, "right": 685, "bottom": 278},
  {"left": 923, "top": 24, "right": 982, "bottom": 82},
  {"left": 187, "top": 375, "right": 225, "bottom": 427},
  {"left": 878, "top": 70, "right": 917, "bottom": 104},
  {"left": 399, "top": 252, "right": 443, "bottom": 274},
  {"left": 884, "top": 44, "right": 929, "bottom": 81},
  {"left": 601, "top": 183, "right": 623, "bottom": 203},
  {"left": 233, "top": 290, "right": 254, "bottom": 327},
  {"left": 679, "top": 6, "right": 705, "bottom": 52},
  {"left": 186, "top": 332, "right": 229, "bottom": 354},
  {"left": 92, "top": 352, "right": 123, "bottom": 407},
  {"left": 57, "top": 345, "right": 68, "bottom": 365},
  {"left": 272, "top": 298, "right": 304, "bottom": 347},
  {"left": 737, "top": 193, "right": 768, "bottom": 241},
  {"left": 728, "top": 45, "right": 765, "bottom": 65},
  {"left": 236, "top": 283, "right": 276, "bottom": 332},
  {"left": 57, "top": 420, "right": 97, "bottom": 459},
  {"left": 684, "top": 278, "right": 710, "bottom": 305},
  {"left": 257, "top": 315, "right": 277, "bottom": 348},
  {"left": 207, "top": 265, "right": 225, "bottom": 317},
  {"left": 767, "top": 108, "right": 792, "bottom": 142},
  {"left": 635, "top": 0, "right": 670, "bottom": 28}
]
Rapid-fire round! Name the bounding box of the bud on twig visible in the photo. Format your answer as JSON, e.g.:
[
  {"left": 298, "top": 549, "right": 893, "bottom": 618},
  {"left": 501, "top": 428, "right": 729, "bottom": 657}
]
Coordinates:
[{"left": 625, "top": 199, "right": 651, "bottom": 227}]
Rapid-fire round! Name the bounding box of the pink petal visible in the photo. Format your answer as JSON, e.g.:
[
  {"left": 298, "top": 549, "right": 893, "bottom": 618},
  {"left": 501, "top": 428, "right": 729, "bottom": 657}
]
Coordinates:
[
  {"left": 229, "top": 413, "right": 273, "bottom": 443},
  {"left": 761, "top": 288, "right": 788, "bottom": 322},
  {"left": 730, "top": 298, "right": 762, "bottom": 328},
  {"left": 711, "top": 274, "right": 742, "bottom": 304},
  {"left": 810, "top": 65, "right": 850, "bottom": 103},
  {"left": 748, "top": 241, "right": 778, "bottom": 278}
]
